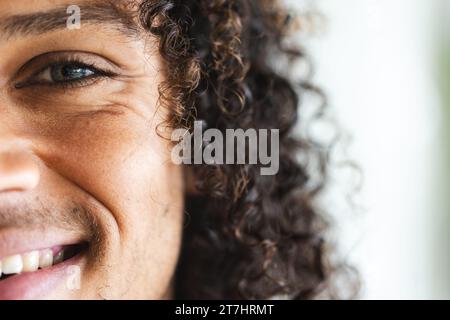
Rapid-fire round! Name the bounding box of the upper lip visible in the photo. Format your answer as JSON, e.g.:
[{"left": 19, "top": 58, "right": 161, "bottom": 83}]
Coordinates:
[{"left": 0, "top": 227, "right": 86, "bottom": 261}]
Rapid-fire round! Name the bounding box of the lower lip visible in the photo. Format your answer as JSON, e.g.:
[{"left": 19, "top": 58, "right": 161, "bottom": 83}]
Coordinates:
[{"left": 0, "top": 253, "right": 84, "bottom": 300}]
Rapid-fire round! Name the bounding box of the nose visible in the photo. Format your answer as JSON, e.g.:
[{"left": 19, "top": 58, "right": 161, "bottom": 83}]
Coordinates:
[{"left": 0, "top": 146, "right": 40, "bottom": 192}]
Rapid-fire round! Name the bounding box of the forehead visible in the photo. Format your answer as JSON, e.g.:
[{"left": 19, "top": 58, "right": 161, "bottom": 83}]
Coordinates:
[
  {"left": 0, "top": 0, "right": 137, "bottom": 12},
  {"left": 0, "top": 0, "right": 141, "bottom": 39},
  {"left": 0, "top": 0, "right": 86, "bottom": 14}
]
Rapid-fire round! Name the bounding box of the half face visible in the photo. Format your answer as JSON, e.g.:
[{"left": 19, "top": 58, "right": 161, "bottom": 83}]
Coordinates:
[{"left": 0, "top": 0, "right": 184, "bottom": 299}]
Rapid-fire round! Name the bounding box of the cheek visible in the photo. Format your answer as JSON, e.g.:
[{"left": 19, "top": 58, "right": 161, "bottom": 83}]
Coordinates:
[
  {"left": 47, "top": 113, "right": 165, "bottom": 199},
  {"left": 37, "top": 111, "right": 184, "bottom": 297},
  {"left": 38, "top": 111, "right": 183, "bottom": 249}
]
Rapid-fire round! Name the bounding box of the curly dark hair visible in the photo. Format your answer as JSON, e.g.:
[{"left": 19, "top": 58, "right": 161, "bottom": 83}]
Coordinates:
[{"left": 137, "top": 0, "right": 347, "bottom": 299}]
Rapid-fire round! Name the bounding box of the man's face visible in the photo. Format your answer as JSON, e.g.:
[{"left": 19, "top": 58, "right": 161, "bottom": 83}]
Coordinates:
[{"left": 0, "top": 0, "right": 184, "bottom": 299}]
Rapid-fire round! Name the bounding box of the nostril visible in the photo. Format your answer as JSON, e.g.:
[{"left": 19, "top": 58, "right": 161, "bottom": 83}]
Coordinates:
[{"left": 0, "top": 150, "right": 40, "bottom": 192}]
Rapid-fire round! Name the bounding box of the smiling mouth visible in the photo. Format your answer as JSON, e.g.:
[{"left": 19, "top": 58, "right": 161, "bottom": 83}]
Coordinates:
[{"left": 0, "top": 243, "right": 87, "bottom": 281}]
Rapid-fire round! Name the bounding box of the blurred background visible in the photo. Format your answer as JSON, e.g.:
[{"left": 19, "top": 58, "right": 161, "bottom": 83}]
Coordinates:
[{"left": 285, "top": 0, "right": 450, "bottom": 299}]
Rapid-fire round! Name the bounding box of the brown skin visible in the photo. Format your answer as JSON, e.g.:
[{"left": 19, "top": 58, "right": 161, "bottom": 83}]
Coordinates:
[
  {"left": 0, "top": 0, "right": 348, "bottom": 300},
  {"left": 0, "top": 0, "right": 183, "bottom": 299}
]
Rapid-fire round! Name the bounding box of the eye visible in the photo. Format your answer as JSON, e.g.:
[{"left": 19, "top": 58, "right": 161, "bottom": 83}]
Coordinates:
[
  {"left": 31, "top": 62, "right": 100, "bottom": 86},
  {"left": 14, "top": 53, "right": 119, "bottom": 90},
  {"left": 39, "top": 63, "right": 96, "bottom": 83}
]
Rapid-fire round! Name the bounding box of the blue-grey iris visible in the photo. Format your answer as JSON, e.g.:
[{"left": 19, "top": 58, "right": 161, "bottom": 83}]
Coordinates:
[{"left": 51, "top": 64, "right": 94, "bottom": 82}]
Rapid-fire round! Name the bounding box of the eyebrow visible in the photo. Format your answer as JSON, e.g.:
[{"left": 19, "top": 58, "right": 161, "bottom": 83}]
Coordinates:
[{"left": 0, "top": 2, "right": 140, "bottom": 39}]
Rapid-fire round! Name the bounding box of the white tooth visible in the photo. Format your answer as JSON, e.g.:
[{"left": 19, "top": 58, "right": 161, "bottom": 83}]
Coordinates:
[
  {"left": 53, "top": 251, "right": 64, "bottom": 265},
  {"left": 0, "top": 261, "right": 2, "bottom": 277},
  {"left": 2, "top": 255, "right": 23, "bottom": 275},
  {"left": 22, "top": 251, "right": 40, "bottom": 272},
  {"left": 39, "top": 249, "right": 53, "bottom": 269}
]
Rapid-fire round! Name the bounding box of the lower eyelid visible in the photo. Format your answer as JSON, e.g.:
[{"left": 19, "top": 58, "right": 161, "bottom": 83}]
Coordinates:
[
  {"left": 15, "top": 74, "right": 108, "bottom": 90},
  {"left": 44, "top": 75, "right": 109, "bottom": 89}
]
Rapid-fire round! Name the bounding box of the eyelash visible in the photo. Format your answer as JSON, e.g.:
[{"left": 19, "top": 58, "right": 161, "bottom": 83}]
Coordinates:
[{"left": 16, "top": 58, "right": 117, "bottom": 90}]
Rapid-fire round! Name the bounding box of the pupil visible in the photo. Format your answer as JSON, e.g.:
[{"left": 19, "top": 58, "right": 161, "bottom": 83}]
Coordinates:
[{"left": 52, "top": 65, "right": 92, "bottom": 82}]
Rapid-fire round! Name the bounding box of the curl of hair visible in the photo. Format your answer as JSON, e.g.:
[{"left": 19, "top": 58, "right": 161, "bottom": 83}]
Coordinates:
[{"left": 139, "top": 0, "right": 350, "bottom": 299}]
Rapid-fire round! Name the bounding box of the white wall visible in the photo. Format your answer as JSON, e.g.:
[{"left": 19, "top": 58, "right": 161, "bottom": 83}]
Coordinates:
[{"left": 285, "top": 0, "right": 445, "bottom": 299}]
